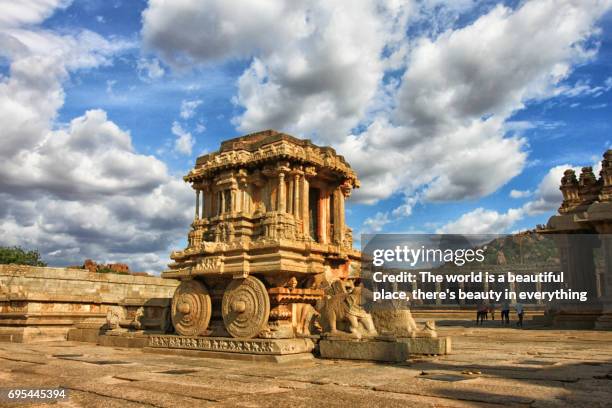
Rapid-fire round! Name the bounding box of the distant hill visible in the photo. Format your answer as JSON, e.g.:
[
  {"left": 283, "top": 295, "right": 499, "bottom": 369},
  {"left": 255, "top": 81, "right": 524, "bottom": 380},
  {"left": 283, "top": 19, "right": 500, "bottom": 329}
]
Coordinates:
[{"left": 478, "top": 231, "right": 559, "bottom": 265}]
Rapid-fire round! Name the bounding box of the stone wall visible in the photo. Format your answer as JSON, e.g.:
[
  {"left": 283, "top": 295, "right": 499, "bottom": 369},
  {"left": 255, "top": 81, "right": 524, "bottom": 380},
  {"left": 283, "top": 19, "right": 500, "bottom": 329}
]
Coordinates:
[{"left": 0, "top": 264, "right": 178, "bottom": 342}]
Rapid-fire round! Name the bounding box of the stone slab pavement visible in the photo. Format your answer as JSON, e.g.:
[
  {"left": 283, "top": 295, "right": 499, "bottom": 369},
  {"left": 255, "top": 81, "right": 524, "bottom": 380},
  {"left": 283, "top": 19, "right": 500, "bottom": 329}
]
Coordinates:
[{"left": 1, "top": 325, "right": 612, "bottom": 407}]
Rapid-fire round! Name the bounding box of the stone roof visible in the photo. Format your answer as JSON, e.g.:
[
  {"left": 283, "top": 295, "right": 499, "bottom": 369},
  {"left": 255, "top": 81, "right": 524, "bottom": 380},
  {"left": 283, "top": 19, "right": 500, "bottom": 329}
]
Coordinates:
[{"left": 185, "top": 130, "right": 359, "bottom": 186}]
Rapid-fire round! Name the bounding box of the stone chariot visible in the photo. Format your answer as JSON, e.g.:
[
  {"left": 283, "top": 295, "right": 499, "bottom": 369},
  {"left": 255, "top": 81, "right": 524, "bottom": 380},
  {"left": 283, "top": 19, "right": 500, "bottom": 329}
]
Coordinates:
[{"left": 163, "top": 130, "right": 362, "bottom": 339}]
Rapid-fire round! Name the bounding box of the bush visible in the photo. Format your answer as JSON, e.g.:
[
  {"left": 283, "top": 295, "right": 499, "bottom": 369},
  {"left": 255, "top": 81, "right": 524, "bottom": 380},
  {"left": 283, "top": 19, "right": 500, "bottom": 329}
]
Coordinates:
[{"left": 0, "top": 246, "right": 47, "bottom": 266}]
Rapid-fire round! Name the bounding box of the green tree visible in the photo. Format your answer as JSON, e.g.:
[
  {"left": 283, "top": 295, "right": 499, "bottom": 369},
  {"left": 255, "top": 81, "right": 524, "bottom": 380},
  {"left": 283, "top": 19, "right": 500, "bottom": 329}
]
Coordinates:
[{"left": 0, "top": 246, "right": 47, "bottom": 266}]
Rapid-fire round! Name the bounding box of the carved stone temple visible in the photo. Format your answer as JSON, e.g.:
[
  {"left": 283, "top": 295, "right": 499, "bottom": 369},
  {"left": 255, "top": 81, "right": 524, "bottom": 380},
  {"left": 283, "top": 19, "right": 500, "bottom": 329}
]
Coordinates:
[
  {"left": 540, "top": 150, "right": 612, "bottom": 328},
  {"left": 163, "top": 130, "right": 362, "bottom": 340}
]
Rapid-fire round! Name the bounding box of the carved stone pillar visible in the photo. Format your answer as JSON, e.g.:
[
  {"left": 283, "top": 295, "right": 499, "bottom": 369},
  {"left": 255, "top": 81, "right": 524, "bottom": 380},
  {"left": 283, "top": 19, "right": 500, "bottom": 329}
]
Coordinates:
[
  {"left": 194, "top": 189, "right": 200, "bottom": 221},
  {"left": 235, "top": 189, "right": 242, "bottom": 213},
  {"left": 332, "top": 187, "right": 346, "bottom": 245},
  {"left": 199, "top": 189, "right": 205, "bottom": 219},
  {"left": 205, "top": 187, "right": 213, "bottom": 218},
  {"left": 600, "top": 235, "right": 612, "bottom": 298},
  {"left": 575, "top": 235, "right": 599, "bottom": 299},
  {"left": 302, "top": 176, "right": 309, "bottom": 237},
  {"left": 287, "top": 176, "right": 294, "bottom": 215},
  {"left": 231, "top": 188, "right": 237, "bottom": 213},
  {"left": 595, "top": 223, "right": 612, "bottom": 298},
  {"left": 318, "top": 188, "right": 329, "bottom": 243},
  {"left": 293, "top": 173, "right": 301, "bottom": 218},
  {"left": 553, "top": 235, "right": 572, "bottom": 290},
  {"left": 278, "top": 172, "right": 286, "bottom": 213},
  {"left": 220, "top": 190, "right": 225, "bottom": 215},
  {"left": 555, "top": 234, "right": 599, "bottom": 299},
  {"left": 435, "top": 280, "right": 442, "bottom": 305},
  {"left": 509, "top": 280, "right": 517, "bottom": 304},
  {"left": 242, "top": 185, "right": 249, "bottom": 214}
]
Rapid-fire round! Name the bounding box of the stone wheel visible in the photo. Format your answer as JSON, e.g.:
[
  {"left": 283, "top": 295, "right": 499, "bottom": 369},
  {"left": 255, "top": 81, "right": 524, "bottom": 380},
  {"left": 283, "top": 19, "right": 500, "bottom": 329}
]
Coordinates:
[
  {"left": 222, "top": 276, "right": 270, "bottom": 338},
  {"left": 171, "top": 279, "right": 211, "bottom": 336}
]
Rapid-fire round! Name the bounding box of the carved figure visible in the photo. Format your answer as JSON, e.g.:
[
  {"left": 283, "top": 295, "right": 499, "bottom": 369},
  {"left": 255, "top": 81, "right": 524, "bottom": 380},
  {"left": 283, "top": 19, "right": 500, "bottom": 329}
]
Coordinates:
[
  {"left": 318, "top": 285, "right": 377, "bottom": 339},
  {"left": 132, "top": 306, "right": 144, "bottom": 330},
  {"left": 293, "top": 303, "right": 319, "bottom": 336},
  {"left": 106, "top": 306, "right": 125, "bottom": 330}
]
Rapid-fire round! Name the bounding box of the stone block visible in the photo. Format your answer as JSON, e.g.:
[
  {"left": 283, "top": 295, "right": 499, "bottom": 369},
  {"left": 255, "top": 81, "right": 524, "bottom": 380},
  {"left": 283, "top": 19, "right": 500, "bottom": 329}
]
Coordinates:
[
  {"left": 147, "top": 334, "right": 315, "bottom": 355},
  {"left": 67, "top": 328, "right": 104, "bottom": 343},
  {"left": 98, "top": 333, "right": 149, "bottom": 348},
  {"left": 399, "top": 336, "right": 451, "bottom": 355},
  {"left": 144, "top": 347, "right": 315, "bottom": 363},
  {"left": 319, "top": 337, "right": 451, "bottom": 362}
]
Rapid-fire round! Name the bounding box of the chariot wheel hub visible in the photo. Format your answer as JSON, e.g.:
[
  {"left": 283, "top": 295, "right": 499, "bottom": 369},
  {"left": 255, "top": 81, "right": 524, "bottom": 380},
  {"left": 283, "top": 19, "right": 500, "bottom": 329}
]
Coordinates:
[
  {"left": 171, "top": 280, "right": 211, "bottom": 337},
  {"left": 222, "top": 276, "right": 270, "bottom": 339}
]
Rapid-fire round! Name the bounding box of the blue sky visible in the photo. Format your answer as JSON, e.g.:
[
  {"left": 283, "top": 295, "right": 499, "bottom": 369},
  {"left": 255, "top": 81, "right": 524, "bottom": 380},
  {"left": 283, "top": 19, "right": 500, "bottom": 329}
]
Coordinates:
[{"left": 1, "top": 0, "right": 611, "bottom": 272}]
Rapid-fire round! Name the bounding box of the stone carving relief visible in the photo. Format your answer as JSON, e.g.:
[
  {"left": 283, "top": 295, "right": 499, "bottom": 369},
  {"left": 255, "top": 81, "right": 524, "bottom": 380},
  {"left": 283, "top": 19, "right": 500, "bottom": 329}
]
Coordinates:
[
  {"left": 317, "top": 283, "right": 377, "bottom": 339},
  {"left": 106, "top": 306, "right": 126, "bottom": 330}
]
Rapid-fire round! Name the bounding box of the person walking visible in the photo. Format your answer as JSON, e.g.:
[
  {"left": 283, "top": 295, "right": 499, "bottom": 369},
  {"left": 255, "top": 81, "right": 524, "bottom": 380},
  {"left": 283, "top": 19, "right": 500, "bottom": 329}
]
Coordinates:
[
  {"left": 476, "top": 302, "right": 487, "bottom": 325},
  {"left": 501, "top": 302, "right": 510, "bottom": 326},
  {"left": 489, "top": 303, "right": 495, "bottom": 321},
  {"left": 515, "top": 302, "right": 525, "bottom": 328}
]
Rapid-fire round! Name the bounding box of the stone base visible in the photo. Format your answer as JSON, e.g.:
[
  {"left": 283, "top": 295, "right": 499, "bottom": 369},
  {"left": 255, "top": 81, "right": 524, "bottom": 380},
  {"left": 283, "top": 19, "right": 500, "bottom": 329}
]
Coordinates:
[
  {"left": 144, "top": 347, "right": 315, "bottom": 363},
  {"left": 544, "top": 300, "right": 612, "bottom": 329},
  {"left": 146, "top": 334, "right": 315, "bottom": 356},
  {"left": 98, "top": 332, "right": 149, "bottom": 348},
  {"left": 319, "top": 337, "right": 451, "bottom": 362},
  {"left": 67, "top": 327, "right": 104, "bottom": 343},
  {"left": 595, "top": 313, "right": 612, "bottom": 329},
  {"left": 0, "top": 326, "right": 71, "bottom": 343}
]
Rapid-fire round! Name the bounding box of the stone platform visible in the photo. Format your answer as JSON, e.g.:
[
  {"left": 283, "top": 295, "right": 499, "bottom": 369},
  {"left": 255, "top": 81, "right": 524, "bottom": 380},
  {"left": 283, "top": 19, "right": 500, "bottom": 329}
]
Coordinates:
[
  {"left": 536, "top": 300, "right": 612, "bottom": 329},
  {"left": 319, "top": 337, "right": 451, "bottom": 362},
  {"left": 147, "top": 334, "right": 314, "bottom": 354},
  {"left": 3, "top": 325, "right": 612, "bottom": 407},
  {"left": 0, "top": 264, "right": 178, "bottom": 343},
  {"left": 144, "top": 334, "right": 316, "bottom": 362}
]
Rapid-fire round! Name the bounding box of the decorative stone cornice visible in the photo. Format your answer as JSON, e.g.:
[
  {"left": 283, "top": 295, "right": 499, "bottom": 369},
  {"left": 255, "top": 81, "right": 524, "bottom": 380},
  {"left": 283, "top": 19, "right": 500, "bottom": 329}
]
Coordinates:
[{"left": 185, "top": 130, "right": 358, "bottom": 188}]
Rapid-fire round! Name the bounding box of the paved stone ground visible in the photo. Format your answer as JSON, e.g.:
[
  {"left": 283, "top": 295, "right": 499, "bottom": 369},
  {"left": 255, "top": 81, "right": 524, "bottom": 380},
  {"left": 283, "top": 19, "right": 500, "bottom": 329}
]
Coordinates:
[{"left": 1, "top": 324, "right": 612, "bottom": 407}]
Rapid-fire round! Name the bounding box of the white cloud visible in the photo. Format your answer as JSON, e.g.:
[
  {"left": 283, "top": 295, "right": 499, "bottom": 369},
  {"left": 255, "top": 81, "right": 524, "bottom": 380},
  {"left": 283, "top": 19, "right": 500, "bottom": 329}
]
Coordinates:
[
  {"left": 171, "top": 121, "right": 195, "bottom": 155},
  {"left": 510, "top": 189, "right": 532, "bottom": 199},
  {"left": 437, "top": 162, "right": 585, "bottom": 234},
  {"left": 361, "top": 212, "right": 391, "bottom": 234},
  {"left": 195, "top": 121, "right": 206, "bottom": 133},
  {"left": 143, "top": 0, "right": 611, "bottom": 214},
  {"left": 436, "top": 207, "right": 524, "bottom": 234},
  {"left": 522, "top": 164, "right": 578, "bottom": 216},
  {"left": 105, "top": 79, "right": 116, "bottom": 94},
  {"left": 0, "top": 110, "right": 193, "bottom": 273},
  {"left": 0, "top": 0, "right": 70, "bottom": 28},
  {"left": 383, "top": 0, "right": 608, "bottom": 203},
  {"left": 360, "top": 194, "right": 418, "bottom": 234},
  {"left": 141, "top": 0, "right": 313, "bottom": 66},
  {"left": 232, "top": 1, "right": 411, "bottom": 144},
  {"left": 0, "top": 1, "right": 192, "bottom": 273},
  {"left": 136, "top": 57, "right": 165, "bottom": 80},
  {"left": 143, "top": 0, "right": 412, "bottom": 144},
  {"left": 180, "top": 99, "right": 202, "bottom": 119},
  {"left": 558, "top": 77, "right": 612, "bottom": 98}
]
